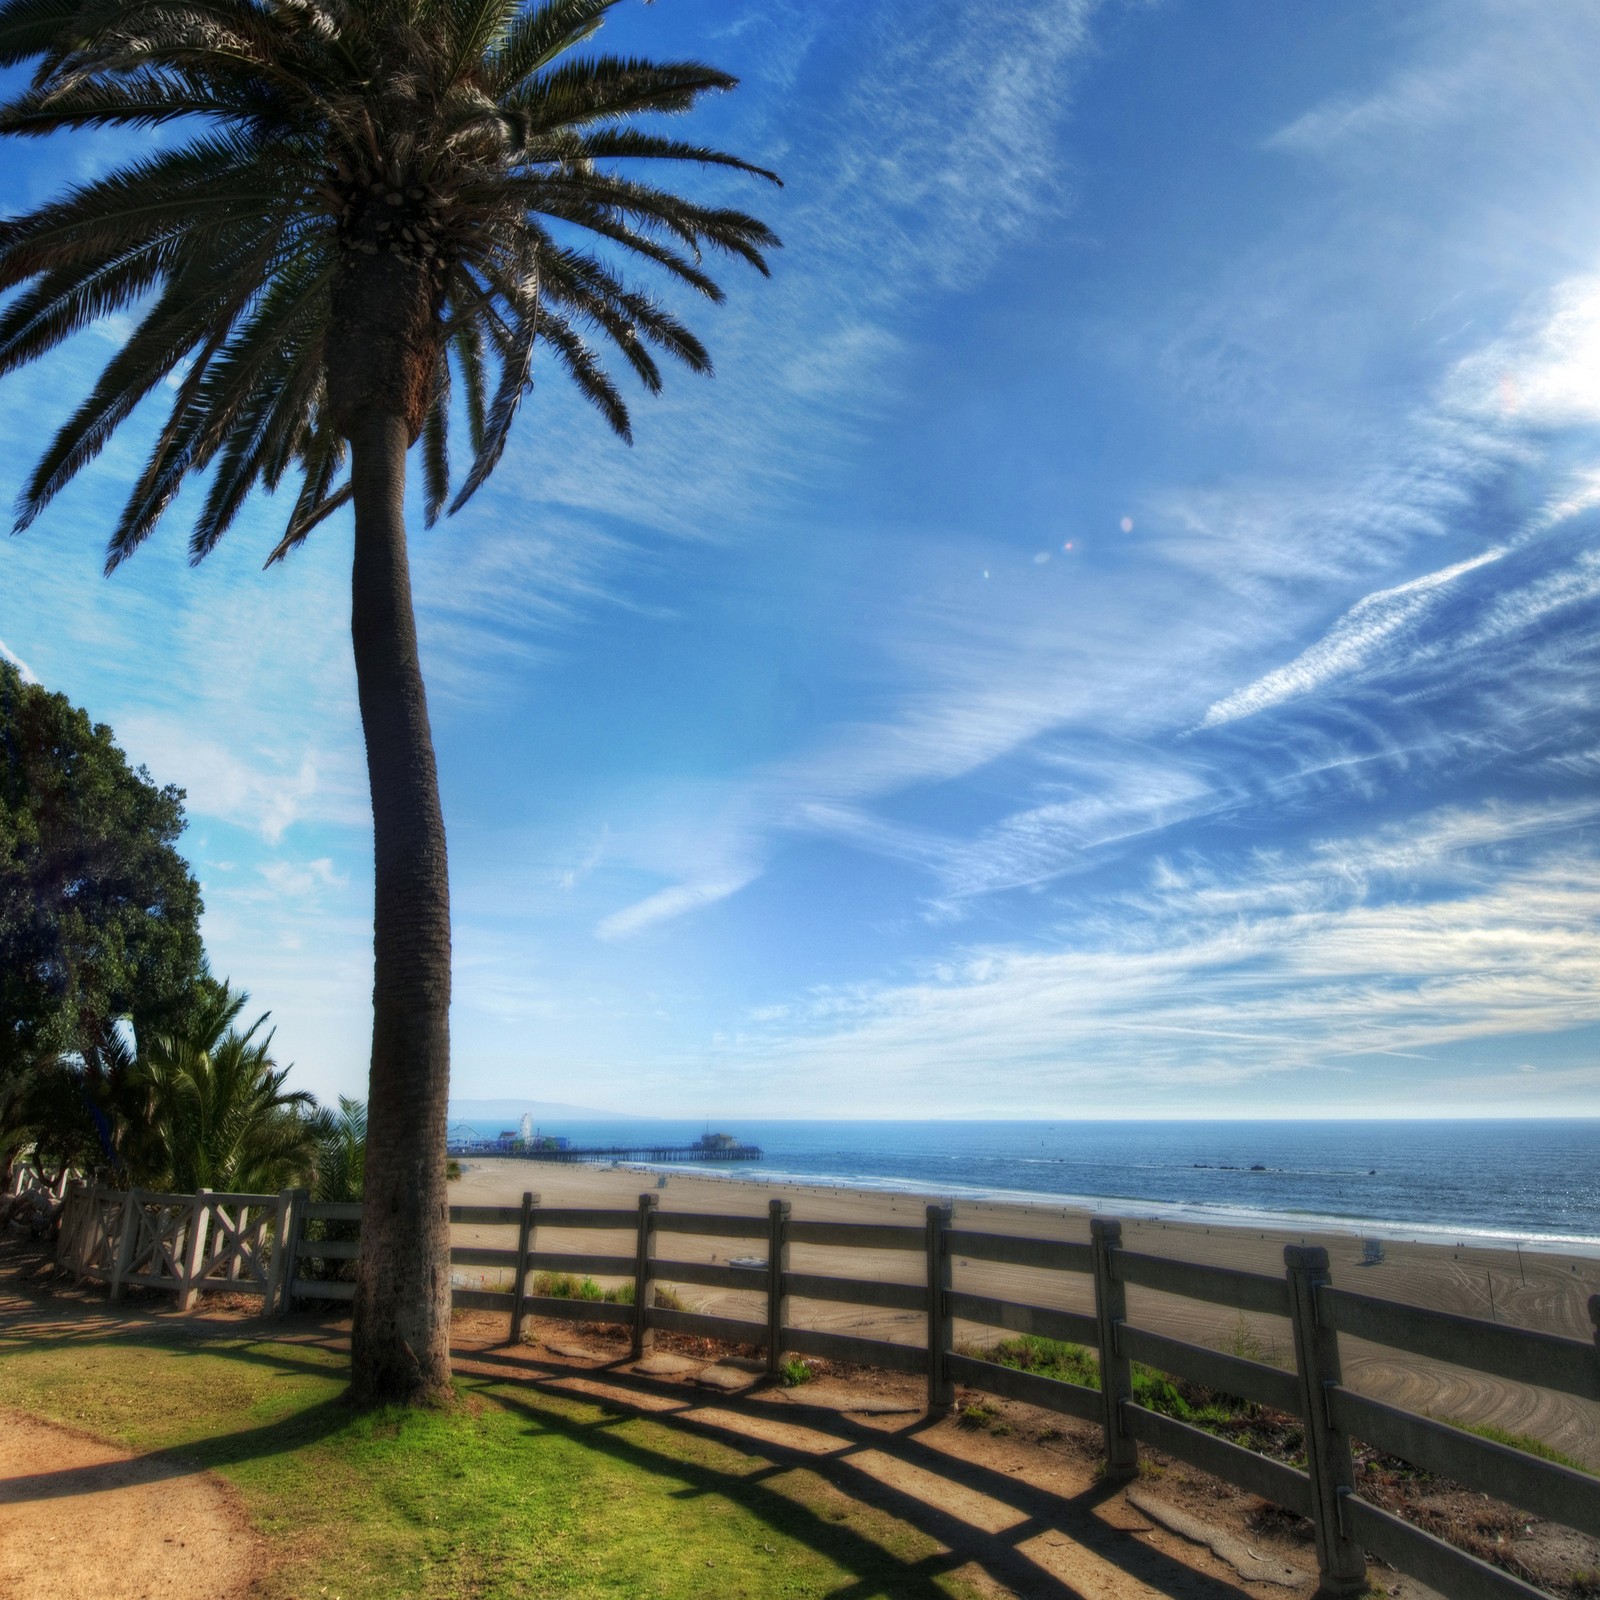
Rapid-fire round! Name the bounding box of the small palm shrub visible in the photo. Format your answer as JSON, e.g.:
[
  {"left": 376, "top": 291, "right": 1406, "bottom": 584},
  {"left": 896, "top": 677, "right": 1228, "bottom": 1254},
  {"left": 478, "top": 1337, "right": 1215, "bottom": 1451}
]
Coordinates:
[
  {"left": 299, "top": 1097, "right": 365, "bottom": 1281},
  {"left": 128, "top": 981, "right": 315, "bottom": 1194}
]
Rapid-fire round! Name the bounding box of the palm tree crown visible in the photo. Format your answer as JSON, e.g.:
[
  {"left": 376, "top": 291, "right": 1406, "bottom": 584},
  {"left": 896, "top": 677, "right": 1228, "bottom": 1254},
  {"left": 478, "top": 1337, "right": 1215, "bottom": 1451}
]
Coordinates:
[{"left": 0, "top": 0, "right": 779, "bottom": 564}]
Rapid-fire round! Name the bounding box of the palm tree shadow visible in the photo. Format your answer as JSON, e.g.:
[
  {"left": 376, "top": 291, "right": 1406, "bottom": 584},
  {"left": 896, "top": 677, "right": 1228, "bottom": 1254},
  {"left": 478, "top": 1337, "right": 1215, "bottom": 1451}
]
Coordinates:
[{"left": 0, "top": 1394, "right": 352, "bottom": 1505}]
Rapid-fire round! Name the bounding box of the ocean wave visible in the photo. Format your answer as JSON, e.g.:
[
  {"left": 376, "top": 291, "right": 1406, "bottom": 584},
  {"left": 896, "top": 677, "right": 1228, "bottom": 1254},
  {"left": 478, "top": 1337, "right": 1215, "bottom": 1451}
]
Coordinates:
[{"left": 628, "top": 1161, "right": 1600, "bottom": 1256}]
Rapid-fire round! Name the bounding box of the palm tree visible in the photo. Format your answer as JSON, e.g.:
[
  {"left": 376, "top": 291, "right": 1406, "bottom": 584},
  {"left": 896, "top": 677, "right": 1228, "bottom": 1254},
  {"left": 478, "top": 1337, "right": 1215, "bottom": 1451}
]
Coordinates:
[
  {"left": 310, "top": 1095, "right": 367, "bottom": 1205},
  {"left": 133, "top": 981, "right": 317, "bottom": 1193},
  {"left": 2, "top": 977, "right": 315, "bottom": 1191},
  {"left": 0, "top": 0, "right": 777, "bottom": 1400},
  {"left": 300, "top": 1095, "right": 366, "bottom": 1287}
]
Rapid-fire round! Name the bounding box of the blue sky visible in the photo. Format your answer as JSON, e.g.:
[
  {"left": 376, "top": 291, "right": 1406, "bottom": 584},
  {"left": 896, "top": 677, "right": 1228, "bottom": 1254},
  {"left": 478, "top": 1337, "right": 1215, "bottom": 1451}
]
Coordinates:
[{"left": 4, "top": 0, "right": 1600, "bottom": 1118}]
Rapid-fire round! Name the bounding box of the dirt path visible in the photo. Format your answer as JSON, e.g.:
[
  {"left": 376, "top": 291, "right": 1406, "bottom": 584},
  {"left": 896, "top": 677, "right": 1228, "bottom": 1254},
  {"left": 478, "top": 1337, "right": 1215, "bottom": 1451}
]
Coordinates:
[{"left": 0, "top": 1410, "right": 260, "bottom": 1600}]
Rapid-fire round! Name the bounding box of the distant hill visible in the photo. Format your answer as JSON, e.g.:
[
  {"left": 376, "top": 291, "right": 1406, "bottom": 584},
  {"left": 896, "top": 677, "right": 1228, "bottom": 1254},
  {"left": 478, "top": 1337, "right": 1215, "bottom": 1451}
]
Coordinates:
[{"left": 448, "top": 1098, "right": 639, "bottom": 1123}]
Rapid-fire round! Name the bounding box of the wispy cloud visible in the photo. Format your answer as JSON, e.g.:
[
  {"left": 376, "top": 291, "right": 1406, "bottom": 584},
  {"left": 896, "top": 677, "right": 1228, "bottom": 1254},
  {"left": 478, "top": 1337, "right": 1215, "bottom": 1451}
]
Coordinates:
[
  {"left": 258, "top": 856, "right": 347, "bottom": 899},
  {"left": 1266, "top": 56, "right": 1488, "bottom": 155},
  {"left": 596, "top": 871, "right": 758, "bottom": 941},
  {"left": 1200, "top": 550, "right": 1504, "bottom": 729},
  {"left": 705, "top": 802, "right": 1600, "bottom": 1114},
  {"left": 1265, "top": 0, "right": 1600, "bottom": 160},
  {"left": 595, "top": 258, "right": 1600, "bottom": 938}
]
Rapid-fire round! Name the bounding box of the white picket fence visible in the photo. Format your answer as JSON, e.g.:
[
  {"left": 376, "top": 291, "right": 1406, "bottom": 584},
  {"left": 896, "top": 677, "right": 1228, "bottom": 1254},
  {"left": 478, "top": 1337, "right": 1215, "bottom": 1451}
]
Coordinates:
[
  {"left": 57, "top": 1180, "right": 293, "bottom": 1311},
  {"left": 7, "top": 1161, "right": 75, "bottom": 1200}
]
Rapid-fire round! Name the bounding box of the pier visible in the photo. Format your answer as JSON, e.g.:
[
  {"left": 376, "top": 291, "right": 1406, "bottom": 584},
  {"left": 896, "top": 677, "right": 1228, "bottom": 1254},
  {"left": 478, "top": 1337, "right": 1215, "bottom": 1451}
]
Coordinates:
[
  {"left": 451, "top": 1141, "right": 763, "bottom": 1165},
  {"left": 447, "top": 1130, "right": 762, "bottom": 1165}
]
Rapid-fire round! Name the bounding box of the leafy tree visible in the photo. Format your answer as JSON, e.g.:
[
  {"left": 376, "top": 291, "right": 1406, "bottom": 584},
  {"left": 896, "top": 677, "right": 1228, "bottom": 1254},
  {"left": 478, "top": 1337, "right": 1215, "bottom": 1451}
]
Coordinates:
[
  {"left": 0, "top": 0, "right": 777, "bottom": 1400},
  {"left": 0, "top": 658, "right": 204, "bottom": 1143}
]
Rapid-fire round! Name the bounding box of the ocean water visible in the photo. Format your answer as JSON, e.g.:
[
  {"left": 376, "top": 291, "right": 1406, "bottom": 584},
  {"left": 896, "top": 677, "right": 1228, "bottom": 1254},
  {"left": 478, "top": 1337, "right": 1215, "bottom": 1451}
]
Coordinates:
[{"left": 451, "top": 1118, "right": 1600, "bottom": 1252}]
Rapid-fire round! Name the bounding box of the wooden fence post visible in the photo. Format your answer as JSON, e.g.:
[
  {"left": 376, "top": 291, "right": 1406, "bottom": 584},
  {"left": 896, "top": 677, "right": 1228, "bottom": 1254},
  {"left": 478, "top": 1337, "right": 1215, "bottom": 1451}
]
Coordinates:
[
  {"left": 510, "top": 1190, "right": 537, "bottom": 1345},
  {"left": 925, "top": 1203, "right": 954, "bottom": 1413},
  {"left": 55, "top": 1180, "right": 78, "bottom": 1274},
  {"left": 1285, "top": 1245, "right": 1366, "bottom": 1595},
  {"left": 54, "top": 1179, "right": 84, "bottom": 1273},
  {"left": 110, "top": 1188, "right": 140, "bottom": 1299},
  {"left": 632, "top": 1192, "right": 658, "bottom": 1359},
  {"left": 278, "top": 1188, "right": 309, "bottom": 1314},
  {"left": 766, "top": 1198, "right": 791, "bottom": 1378},
  {"left": 1091, "top": 1217, "right": 1138, "bottom": 1480},
  {"left": 85, "top": 1184, "right": 106, "bottom": 1275},
  {"left": 264, "top": 1189, "right": 294, "bottom": 1313},
  {"left": 177, "top": 1189, "right": 212, "bottom": 1311}
]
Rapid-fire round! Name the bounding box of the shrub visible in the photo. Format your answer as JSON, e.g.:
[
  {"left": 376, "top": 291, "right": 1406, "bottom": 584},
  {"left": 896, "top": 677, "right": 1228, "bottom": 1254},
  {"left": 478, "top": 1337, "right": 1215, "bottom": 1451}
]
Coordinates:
[
  {"left": 529, "top": 1274, "right": 685, "bottom": 1312},
  {"left": 962, "top": 1335, "right": 1242, "bottom": 1427},
  {"left": 780, "top": 1358, "right": 814, "bottom": 1387},
  {"left": 602, "top": 1282, "right": 687, "bottom": 1311},
  {"left": 1225, "top": 1313, "right": 1280, "bottom": 1366},
  {"left": 530, "top": 1271, "right": 602, "bottom": 1301},
  {"left": 1440, "top": 1419, "right": 1595, "bottom": 1475},
  {"left": 967, "top": 1336, "right": 1097, "bottom": 1387}
]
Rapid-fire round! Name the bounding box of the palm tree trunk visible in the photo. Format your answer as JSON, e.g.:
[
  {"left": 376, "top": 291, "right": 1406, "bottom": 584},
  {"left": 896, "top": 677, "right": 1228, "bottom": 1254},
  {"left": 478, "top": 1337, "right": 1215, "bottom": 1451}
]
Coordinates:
[{"left": 346, "top": 409, "right": 452, "bottom": 1405}]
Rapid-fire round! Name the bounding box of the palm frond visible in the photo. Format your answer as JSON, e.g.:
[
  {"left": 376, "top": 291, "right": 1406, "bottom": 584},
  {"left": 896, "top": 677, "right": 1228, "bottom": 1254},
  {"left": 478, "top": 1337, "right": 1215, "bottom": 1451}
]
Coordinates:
[
  {"left": 0, "top": 0, "right": 101, "bottom": 71},
  {"left": 0, "top": 238, "right": 177, "bottom": 378},
  {"left": 420, "top": 350, "right": 451, "bottom": 526},
  {"left": 433, "top": 0, "right": 521, "bottom": 90},
  {"left": 15, "top": 261, "right": 250, "bottom": 531},
  {"left": 0, "top": 66, "right": 281, "bottom": 136},
  {"left": 536, "top": 307, "right": 629, "bottom": 440},
  {"left": 0, "top": 133, "right": 290, "bottom": 289},
  {"left": 512, "top": 168, "right": 779, "bottom": 273},
  {"left": 537, "top": 240, "right": 709, "bottom": 377},
  {"left": 487, "top": 0, "right": 612, "bottom": 93},
  {"left": 446, "top": 288, "right": 537, "bottom": 513},
  {"left": 451, "top": 318, "right": 487, "bottom": 458},
  {"left": 188, "top": 326, "right": 327, "bottom": 560},
  {"left": 111, "top": 252, "right": 334, "bottom": 566},
  {"left": 506, "top": 54, "right": 737, "bottom": 130},
  {"left": 567, "top": 127, "right": 781, "bottom": 186}
]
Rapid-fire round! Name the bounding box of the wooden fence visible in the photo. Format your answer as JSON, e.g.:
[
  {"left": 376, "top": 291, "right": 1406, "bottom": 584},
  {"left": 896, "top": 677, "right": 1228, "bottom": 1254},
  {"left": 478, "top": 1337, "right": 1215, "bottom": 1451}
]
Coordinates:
[
  {"left": 56, "top": 1182, "right": 1600, "bottom": 1600},
  {"left": 7, "top": 1161, "right": 74, "bottom": 1200},
  {"left": 58, "top": 1182, "right": 291, "bottom": 1311}
]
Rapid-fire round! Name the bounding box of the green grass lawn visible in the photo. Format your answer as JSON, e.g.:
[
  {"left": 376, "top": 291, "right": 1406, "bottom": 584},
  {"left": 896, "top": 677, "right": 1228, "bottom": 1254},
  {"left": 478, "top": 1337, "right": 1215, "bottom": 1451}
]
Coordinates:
[{"left": 0, "top": 1312, "right": 982, "bottom": 1600}]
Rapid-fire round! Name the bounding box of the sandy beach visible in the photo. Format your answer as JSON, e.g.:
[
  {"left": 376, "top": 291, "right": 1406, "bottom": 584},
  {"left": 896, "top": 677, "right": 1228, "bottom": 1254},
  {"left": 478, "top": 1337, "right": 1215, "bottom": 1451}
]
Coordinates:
[{"left": 451, "top": 1157, "right": 1600, "bottom": 1470}]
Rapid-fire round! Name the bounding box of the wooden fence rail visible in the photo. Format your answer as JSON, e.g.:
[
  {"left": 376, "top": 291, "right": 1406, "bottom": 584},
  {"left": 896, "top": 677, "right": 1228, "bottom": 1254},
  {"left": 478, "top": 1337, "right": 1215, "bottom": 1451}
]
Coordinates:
[{"left": 54, "top": 1180, "right": 1599, "bottom": 1600}]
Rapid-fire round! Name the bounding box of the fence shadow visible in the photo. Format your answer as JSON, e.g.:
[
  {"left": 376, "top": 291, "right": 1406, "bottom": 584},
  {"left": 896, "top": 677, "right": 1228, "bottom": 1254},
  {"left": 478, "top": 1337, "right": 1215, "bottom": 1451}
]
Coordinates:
[
  {"left": 457, "top": 1338, "right": 1256, "bottom": 1600},
  {"left": 0, "top": 1279, "right": 1249, "bottom": 1600}
]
